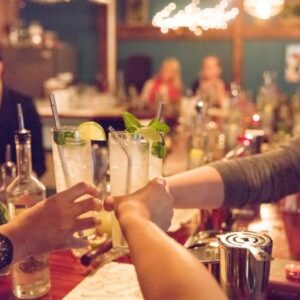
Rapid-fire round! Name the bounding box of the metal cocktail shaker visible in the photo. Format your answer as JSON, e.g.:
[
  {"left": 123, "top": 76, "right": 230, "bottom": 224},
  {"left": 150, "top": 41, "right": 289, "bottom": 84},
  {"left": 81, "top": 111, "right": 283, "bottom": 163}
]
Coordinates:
[
  {"left": 185, "top": 230, "right": 222, "bottom": 281},
  {"left": 219, "top": 232, "right": 273, "bottom": 300}
]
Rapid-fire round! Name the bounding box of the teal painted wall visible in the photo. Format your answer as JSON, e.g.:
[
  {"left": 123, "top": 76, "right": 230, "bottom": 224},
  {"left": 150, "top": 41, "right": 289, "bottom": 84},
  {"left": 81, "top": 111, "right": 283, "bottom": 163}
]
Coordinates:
[
  {"left": 21, "top": 0, "right": 99, "bottom": 82},
  {"left": 118, "top": 40, "right": 232, "bottom": 90},
  {"left": 244, "top": 41, "right": 300, "bottom": 95}
]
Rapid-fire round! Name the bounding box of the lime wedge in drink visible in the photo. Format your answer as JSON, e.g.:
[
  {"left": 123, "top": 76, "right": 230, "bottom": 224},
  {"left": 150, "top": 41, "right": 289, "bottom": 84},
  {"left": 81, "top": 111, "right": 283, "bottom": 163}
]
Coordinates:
[
  {"left": 78, "top": 121, "right": 106, "bottom": 141},
  {"left": 135, "top": 126, "right": 162, "bottom": 142},
  {"left": 0, "top": 202, "right": 8, "bottom": 225}
]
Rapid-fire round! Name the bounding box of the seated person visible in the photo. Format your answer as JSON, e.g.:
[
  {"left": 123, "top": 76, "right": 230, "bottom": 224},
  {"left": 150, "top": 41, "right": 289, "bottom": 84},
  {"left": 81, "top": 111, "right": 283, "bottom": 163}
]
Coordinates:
[
  {"left": 0, "top": 53, "right": 46, "bottom": 177},
  {"left": 141, "top": 58, "right": 183, "bottom": 113},
  {"left": 192, "top": 56, "right": 227, "bottom": 108}
]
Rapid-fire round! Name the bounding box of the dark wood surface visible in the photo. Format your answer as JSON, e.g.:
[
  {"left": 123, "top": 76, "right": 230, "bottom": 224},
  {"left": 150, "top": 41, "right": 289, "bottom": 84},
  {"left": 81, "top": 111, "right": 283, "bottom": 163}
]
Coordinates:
[{"left": 1, "top": 223, "right": 300, "bottom": 299}]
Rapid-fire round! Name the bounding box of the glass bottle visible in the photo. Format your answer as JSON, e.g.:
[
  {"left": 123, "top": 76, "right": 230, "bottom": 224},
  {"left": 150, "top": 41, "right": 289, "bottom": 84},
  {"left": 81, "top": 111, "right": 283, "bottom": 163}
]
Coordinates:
[
  {"left": 0, "top": 144, "right": 17, "bottom": 204},
  {"left": 7, "top": 129, "right": 51, "bottom": 299},
  {"left": 188, "top": 100, "right": 208, "bottom": 169},
  {"left": 257, "top": 71, "right": 280, "bottom": 138}
]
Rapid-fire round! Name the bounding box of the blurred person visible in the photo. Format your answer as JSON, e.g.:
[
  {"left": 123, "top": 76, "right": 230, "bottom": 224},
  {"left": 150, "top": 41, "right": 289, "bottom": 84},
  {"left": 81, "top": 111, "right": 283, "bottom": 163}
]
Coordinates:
[
  {"left": 193, "top": 56, "right": 227, "bottom": 107},
  {"left": 141, "top": 58, "right": 183, "bottom": 109},
  {"left": 0, "top": 53, "right": 45, "bottom": 177},
  {"left": 0, "top": 182, "right": 101, "bottom": 270}
]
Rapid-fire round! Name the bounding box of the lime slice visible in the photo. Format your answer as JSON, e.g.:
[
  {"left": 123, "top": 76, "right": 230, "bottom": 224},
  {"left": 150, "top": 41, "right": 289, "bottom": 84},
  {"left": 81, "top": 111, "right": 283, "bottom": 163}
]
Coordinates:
[
  {"left": 135, "top": 126, "right": 162, "bottom": 142},
  {"left": 0, "top": 202, "right": 8, "bottom": 225},
  {"left": 78, "top": 121, "right": 106, "bottom": 141}
]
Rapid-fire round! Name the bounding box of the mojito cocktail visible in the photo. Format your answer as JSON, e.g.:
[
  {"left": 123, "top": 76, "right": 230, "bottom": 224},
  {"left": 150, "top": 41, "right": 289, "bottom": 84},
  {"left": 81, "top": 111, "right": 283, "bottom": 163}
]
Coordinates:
[
  {"left": 52, "top": 126, "right": 95, "bottom": 237},
  {"left": 109, "top": 132, "right": 150, "bottom": 251}
]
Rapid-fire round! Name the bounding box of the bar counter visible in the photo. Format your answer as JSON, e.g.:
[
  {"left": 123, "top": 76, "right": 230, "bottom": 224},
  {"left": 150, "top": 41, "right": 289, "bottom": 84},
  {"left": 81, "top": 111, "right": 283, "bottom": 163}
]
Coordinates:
[{"left": 1, "top": 212, "right": 300, "bottom": 300}]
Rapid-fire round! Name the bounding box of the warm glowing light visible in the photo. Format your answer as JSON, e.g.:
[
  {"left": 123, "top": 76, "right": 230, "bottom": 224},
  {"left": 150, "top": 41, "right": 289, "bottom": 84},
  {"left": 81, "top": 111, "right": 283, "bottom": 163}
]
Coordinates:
[
  {"left": 252, "top": 114, "right": 261, "bottom": 122},
  {"left": 244, "top": 0, "right": 285, "bottom": 20},
  {"left": 152, "top": 1, "right": 239, "bottom": 35}
]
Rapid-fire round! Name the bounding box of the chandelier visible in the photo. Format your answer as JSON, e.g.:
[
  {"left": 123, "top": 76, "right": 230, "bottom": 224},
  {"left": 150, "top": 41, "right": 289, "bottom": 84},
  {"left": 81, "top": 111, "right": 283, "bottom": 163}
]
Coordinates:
[
  {"left": 244, "top": 0, "right": 285, "bottom": 20},
  {"left": 152, "top": 0, "right": 239, "bottom": 36}
]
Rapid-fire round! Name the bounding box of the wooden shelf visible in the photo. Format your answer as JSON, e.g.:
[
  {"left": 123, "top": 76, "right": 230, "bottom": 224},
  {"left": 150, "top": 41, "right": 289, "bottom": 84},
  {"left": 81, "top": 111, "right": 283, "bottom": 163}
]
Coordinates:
[
  {"left": 118, "top": 21, "right": 300, "bottom": 41},
  {"left": 117, "top": 25, "right": 233, "bottom": 41}
]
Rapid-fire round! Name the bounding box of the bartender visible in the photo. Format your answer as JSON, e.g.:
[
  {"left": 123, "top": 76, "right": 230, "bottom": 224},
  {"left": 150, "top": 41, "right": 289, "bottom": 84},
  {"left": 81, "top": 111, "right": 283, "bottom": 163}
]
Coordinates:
[{"left": 0, "top": 53, "right": 46, "bottom": 177}]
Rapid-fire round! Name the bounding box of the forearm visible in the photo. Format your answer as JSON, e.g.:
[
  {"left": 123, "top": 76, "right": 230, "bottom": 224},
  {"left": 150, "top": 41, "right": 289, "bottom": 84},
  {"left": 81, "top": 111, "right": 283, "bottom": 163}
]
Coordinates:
[
  {"left": 166, "top": 166, "right": 224, "bottom": 209},
  {"left": 211, "top": 138, "right": 300, "bottom": 207},
  {"left": 119, "top": 213, "right": 226, "bottom": 300}
]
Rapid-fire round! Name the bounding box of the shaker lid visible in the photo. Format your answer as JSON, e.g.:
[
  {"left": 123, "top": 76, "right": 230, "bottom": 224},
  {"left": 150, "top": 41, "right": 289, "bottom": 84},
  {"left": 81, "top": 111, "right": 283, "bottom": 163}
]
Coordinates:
[
  {"left": 219, "top": 231, "right": 272, "bottom": 249},
  {"left": 219, "top": 231, "right": 273, "bottom": 261}
]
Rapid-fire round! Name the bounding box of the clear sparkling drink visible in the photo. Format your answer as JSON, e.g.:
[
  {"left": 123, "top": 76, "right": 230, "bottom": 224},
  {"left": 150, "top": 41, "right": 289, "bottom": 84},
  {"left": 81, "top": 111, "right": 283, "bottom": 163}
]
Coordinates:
[
  {"left": 52, "top": 127, "right": 95, "bottom": 238},
  {"left": 109, "top": 132, "right": 149, "bottom": 252}
]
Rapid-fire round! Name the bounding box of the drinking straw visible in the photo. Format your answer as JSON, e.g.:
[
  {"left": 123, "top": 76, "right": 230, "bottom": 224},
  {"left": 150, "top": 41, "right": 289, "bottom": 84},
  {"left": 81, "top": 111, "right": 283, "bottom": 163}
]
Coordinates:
[
  {"left": 17, "top": 103, "right": 25, "bottom": 132},
  {"left": 108, "top": 126, "right": 132, "bottom": 194},
  {"left": 5, "top": 145, "right": 11, "bottom": 163},
  {"left": 155, "top": 100, "right": 166, "bottom": 121},
  {"left": 49, "top": 94, "right": 61, "bottom": 129},
  {"left": 49, "top": 94, "right": 71, "bottom": 187}
]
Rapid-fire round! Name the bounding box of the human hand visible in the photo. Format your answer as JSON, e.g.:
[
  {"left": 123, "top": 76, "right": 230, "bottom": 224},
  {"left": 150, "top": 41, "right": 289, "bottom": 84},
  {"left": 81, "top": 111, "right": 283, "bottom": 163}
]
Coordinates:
[
  {"left": 105, "top": 178, "right": 174, "bottom": 231},
  {"left": 5, "top": 182, "right": 101, "bottom": 262}
]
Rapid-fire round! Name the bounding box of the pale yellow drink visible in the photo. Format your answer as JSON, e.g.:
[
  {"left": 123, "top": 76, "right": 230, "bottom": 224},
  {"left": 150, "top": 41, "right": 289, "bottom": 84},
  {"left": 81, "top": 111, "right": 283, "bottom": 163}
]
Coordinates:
[
  {"left": 109, "top": 132, "right": 150, "bottom": 252},
  {"left": 52, "top": 127, "right": 96, "bottom": 238}
]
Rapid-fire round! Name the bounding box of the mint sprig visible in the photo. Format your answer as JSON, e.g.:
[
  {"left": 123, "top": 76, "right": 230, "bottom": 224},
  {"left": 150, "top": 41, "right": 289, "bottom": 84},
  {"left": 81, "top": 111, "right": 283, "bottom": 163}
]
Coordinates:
[
  {"left": 148, "top": 120, "right": 170, "bottom": 134},
  {"left": 123, "top": 112, "right": 142, "bottom": 133},
  {"left": 122, "top": 112, "right": 169, "bottom": 159},
  {"left": 151, "top": 141, "right": 167, "bottom": 159}
]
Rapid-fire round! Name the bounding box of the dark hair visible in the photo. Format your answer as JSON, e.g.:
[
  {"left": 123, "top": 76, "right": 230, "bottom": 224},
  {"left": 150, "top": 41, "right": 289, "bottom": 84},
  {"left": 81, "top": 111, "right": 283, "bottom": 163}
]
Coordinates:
[{"left": 0, "top": 52, "right": 2, "bottom": 62}]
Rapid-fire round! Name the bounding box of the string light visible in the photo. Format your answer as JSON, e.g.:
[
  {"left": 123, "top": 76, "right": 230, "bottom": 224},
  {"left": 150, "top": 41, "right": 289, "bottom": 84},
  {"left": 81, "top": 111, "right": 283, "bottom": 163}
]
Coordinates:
[
  {"left": 152, "top": 0, "right": 239, "bottom": 35},
  {"left": 244, "top": 0, "right": 285, "bottom": 20}
]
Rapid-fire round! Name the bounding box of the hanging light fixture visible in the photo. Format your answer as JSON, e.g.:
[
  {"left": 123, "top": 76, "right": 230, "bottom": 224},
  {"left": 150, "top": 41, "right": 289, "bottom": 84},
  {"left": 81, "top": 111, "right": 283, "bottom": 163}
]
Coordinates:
[
  {"left": 244, "top": 0, "right": 285, "bottom": 20},
  {"left": 152, "top": 0, "right": 239, "bottom": 36}
]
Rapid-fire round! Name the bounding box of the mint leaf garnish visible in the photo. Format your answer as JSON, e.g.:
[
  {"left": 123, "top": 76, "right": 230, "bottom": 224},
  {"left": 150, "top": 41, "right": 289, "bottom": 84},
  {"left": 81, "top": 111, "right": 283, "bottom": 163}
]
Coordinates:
[
  {"left": 148, "top": 120, "right": 170, "bottom": 134},
  {"left": 123, "top": 112, "right": 142, "bottom": 133},
  {"left": 151, "top": 141, "right": 167, "bottom": 159}
]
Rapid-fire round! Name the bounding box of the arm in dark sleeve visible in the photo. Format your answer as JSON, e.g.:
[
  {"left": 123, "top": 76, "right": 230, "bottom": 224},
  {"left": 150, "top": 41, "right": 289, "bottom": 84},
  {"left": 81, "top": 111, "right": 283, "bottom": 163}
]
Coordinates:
[
  {"left": 210, "top": 137, "right": 300, "bottom": 207},
  {"left": 23, "top": 98, "right": 46, "bottom": 177}
]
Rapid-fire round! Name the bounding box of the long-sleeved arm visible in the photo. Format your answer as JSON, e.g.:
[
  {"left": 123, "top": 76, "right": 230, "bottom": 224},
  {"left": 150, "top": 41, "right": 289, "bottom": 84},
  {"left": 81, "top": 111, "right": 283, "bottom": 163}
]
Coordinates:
[
  {"left": 167, "top": 137, "right": 300, "bottom": 208},
  {"left": 210, "top": 137, "right": 300, "bottom": 207}
]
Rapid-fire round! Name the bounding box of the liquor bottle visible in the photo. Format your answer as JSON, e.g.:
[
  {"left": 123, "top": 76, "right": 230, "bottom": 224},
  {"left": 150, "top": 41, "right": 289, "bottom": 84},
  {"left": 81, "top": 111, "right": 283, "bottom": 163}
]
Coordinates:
[
  {"left": 7, "top": 105, "right": 51, "bottom": 299},
  {"left": 0, "top": 145, "right": 16, "bottom": 276},
  {"left": 0, "top": 144, "right": 17, "bottom": 204},
  {"left": 257, "top": 71, "right": 280, "bottom": 137},
  {"left": 188, "top": 100, "right": 208, "bottom": 169},
  {"left": 224, "top": 82, "right": 242, "bottom": 152}
]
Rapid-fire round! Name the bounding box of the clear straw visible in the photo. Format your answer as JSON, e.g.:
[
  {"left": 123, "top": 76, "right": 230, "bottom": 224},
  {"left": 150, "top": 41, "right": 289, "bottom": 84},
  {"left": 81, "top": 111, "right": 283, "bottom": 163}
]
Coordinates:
[
  {"left": 108, "top": 126, "right": 132, "bottom": 194},
  {"left": 17, "top": 103, "right": 25, "bottom": 132},
  {"left": 49, "top": 93, "right": 61, "bottom": 129},
  {"left": 48, "top": 94, "right": 71, "bottom": 187},
  {"left": 155, "top": 100, "right": 166, "bottom": 121},
  {"left": 5, "top": 144, "right": 11, "bottom": 162}
]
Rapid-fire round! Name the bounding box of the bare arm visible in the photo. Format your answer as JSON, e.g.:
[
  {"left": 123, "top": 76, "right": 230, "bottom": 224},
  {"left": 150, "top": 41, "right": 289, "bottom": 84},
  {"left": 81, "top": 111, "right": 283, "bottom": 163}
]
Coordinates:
[
  {"left": 166, "top": 165, "right": 225, "bottom": 209},
  {"left": 106, "top": 179, "right": 226, "bottom": 300},
  {"left": 0, "top": 182, "right": 101, "bottom": 265}
]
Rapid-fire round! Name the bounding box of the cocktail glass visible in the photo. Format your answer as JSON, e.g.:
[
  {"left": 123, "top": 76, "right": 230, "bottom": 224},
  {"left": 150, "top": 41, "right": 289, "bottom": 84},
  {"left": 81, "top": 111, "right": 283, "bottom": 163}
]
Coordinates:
[
  {"left": 52, "top": 126, "right": 96, "bottom": 238},
  {"left": 109, "top": 132, "right": 151, "bottom": 252}
]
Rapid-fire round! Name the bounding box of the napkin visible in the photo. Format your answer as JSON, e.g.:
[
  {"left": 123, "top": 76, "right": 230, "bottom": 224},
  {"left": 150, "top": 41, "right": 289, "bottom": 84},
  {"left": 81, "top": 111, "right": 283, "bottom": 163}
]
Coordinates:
[{"left": 63, "top": 262, "right": 143, "bottom": 300}]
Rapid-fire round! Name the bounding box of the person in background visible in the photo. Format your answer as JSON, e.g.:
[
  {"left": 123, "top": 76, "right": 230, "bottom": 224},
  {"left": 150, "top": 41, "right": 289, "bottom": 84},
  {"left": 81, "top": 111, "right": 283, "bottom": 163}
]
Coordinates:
[
  {"left": 0, "top": 53, "right": 46, "bottom": 177},
  {"left": 0, "top": 183, "right": 101, "bottom": 270},
  {"left": 141, "top": 58, "right": 183, "bottom": 111},
  {"left": 193, "top": 56, "right": 227, "bottom": 108}
]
